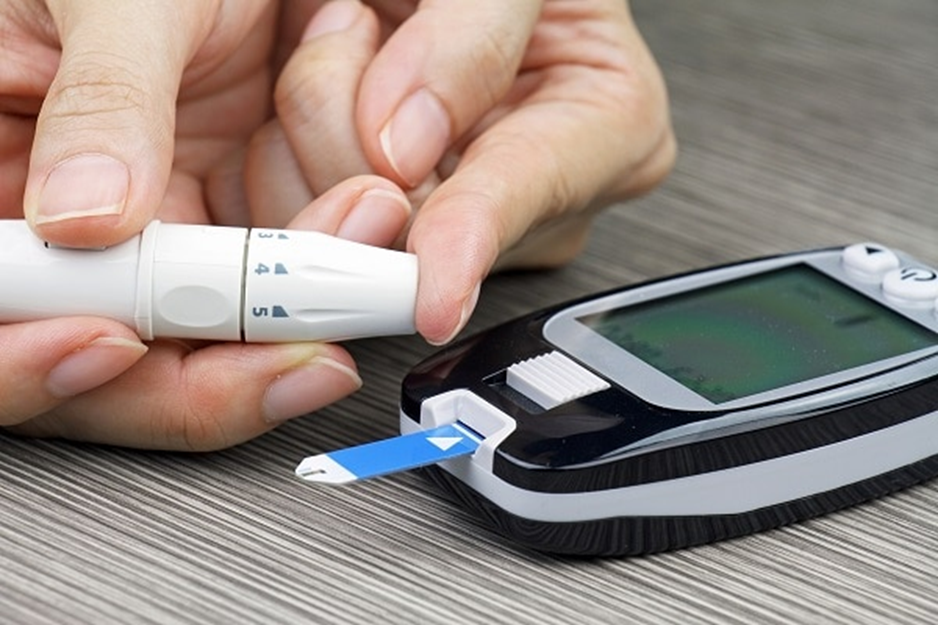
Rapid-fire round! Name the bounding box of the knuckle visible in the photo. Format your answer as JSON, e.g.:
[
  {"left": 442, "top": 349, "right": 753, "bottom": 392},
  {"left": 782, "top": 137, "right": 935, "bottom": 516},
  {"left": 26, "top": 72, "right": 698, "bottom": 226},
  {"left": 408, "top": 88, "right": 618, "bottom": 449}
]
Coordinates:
[
  {"left": 497, "top": 217, "right": 593, "bottom": 272},
  {"left": 477, "top": 30, "right": 517, "bottom": 90},
  {"left": 457, "top": 28, "right": 521, "bottom": 114},
  {"left": 43, "top": 52, "right": 156, "bottom": 125},
  {"left": 245, "top": 119, "right": 287, "bottom": 163},
  {"left": 147, "top": 357, "right": 241, "bottom": 452},
  {"left": 274, "top": 67, "right": 327, "bottom": 124},
  {"left": 0, "top": 403, "right": 26, "bottom": 427},
  {"left": 180, "top": 413, "right": 230, "bottom": 452},
  {"left": 612, "top": 107, "right": 678, "bottom": 200},
  {"left": 274, "top": 50, "right": 355, "bottom": 124},
  {"left": 603, "top": 71, "right": 678, "bottom": 200},
  {"left": 643, "top": 127, "right": 679, "bottom": 190},
  {"left": 177, "top": 375, "right": 236, "bottom": 452},
  {"left": 444, "top": 186, "right": 507, "bottom": 244},
  {"left": 0, "top": 380, "right": 56, "bottom": 430}
]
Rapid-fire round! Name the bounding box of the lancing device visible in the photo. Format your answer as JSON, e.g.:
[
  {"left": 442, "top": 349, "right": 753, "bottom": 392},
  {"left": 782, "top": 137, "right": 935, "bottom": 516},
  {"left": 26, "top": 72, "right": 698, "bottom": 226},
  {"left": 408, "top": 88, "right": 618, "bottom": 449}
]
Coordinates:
[{"left": 0, "top": 220, "right": 418, "bottom": 342}]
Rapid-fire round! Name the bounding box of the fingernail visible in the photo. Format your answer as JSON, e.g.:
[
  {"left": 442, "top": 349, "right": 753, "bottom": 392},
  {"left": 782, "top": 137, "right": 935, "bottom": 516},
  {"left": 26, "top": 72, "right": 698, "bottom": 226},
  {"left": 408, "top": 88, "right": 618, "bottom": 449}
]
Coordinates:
[
  {"left": 36, "top": 154, "right": 129, "bottom": 224},
  {"left": 46, "top": 337, "right": 148, "bottom": 398},
  {"left": 429, "top": 283, "right": 481, "bottom": 346},
  {"left": 302, "top": 0, "right": 363, "bottom": 42},
  {"left": 263, "top": 356, "right": 363, "bottom": 424},
  {"left": 379, "top": 89, "right": 450, "bottom": 187},
  {"left": 336, "top": 188, "right": 411, "bottom": 245}
]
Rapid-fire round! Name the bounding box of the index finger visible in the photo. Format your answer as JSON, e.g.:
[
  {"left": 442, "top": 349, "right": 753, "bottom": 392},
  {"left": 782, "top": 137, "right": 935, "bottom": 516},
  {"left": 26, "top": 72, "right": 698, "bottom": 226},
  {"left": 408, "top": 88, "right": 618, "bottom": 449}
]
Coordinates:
[{"left": 356, "top": 0, "right": 543, "bottom": 188}]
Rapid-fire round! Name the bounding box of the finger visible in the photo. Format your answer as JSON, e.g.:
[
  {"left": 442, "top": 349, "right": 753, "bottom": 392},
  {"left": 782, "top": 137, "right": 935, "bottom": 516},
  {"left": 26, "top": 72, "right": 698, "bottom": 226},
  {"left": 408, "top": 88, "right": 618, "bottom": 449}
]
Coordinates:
[
  {"left": 410, "top": 107, "right": 674, "bottom": 344},
  {"left": 357, "top": 0, "right": 543, "bottom": 188},
  {"left": 8, "top": 340, "right": 361, "bottom": 451},
  {"left": 286, "top": 174, "right": 411, "bottom": 249},
  {"left": 153, "top": 169, "right": 212, "bottom": 225},
  {"left": 22, "top": 1, "right": 216, "bottom": 248},
  {"left": 204, "top": 146, "right": 253, "bottom": 227},
  {"left": 272, "top": 0, "right": 327, "bottom": 74},
  {"left": 0, "top": 318, "right": 147, "bottom": 427},
  {"left": 408, "top": 6, "right": 676, "bottom": 345},
  {"left": 0, "top": 114, "right": 34, "bottom": 217},
  {"left": 0, "top": 3, "right": 58, "bottom": 117},
  {"left": 244, "top": 120, "right": 315, "bottom": 228},
  {"left": 273, "top": 1, "right": 379, "bottom": 196}
]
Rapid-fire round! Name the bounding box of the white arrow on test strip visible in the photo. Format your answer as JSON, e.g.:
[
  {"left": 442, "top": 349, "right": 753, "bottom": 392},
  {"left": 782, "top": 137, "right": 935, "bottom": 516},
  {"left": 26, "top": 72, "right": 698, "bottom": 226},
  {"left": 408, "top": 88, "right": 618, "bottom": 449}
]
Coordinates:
[{"left": 427, "top": 437, "right": 464, "bottom": 451}]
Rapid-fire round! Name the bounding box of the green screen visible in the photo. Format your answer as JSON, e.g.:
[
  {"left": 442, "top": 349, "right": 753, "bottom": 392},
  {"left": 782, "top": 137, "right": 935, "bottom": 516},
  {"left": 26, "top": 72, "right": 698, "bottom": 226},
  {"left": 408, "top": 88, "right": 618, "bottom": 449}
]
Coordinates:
[{"left": 579, "top": 265, "right": 938, "bottom": 403}]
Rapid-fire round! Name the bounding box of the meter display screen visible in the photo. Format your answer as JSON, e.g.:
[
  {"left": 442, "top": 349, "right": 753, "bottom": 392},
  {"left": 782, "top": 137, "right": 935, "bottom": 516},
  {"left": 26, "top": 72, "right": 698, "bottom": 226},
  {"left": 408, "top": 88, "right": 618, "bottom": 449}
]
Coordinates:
[{"left": 578, "top": 265, "right": 938, "bottom": 403}]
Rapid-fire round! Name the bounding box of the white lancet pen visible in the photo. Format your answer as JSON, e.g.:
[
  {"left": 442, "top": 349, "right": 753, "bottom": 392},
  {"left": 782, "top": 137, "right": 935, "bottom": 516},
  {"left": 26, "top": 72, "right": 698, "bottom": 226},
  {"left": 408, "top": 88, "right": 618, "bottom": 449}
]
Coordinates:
[{"left": 0, "top": 220, "right": 418, "bottom": 342}]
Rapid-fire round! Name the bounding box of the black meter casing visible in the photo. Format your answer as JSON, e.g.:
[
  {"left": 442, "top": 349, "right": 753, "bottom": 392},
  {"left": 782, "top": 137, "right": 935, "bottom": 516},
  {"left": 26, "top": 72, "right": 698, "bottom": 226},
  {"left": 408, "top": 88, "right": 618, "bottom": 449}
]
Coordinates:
[{"left": 400, "top": 245, "right": 938, "bottom": 556}]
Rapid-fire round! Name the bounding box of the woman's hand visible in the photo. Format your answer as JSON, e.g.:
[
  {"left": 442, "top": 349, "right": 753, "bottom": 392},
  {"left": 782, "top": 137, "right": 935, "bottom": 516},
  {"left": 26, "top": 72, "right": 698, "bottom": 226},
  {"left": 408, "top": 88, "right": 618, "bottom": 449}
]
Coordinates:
[
  {"left": 2, "top": 0, "right": 277, "bottom": 244},
  {"left": 0, "top": 177, "right": 414, "bottom": 449},
  {"left": 250, "top": 0, "right": 676, "bottom": 344},
  {"left": 0, "top": 2, "right": 402, "bottom": 449}
]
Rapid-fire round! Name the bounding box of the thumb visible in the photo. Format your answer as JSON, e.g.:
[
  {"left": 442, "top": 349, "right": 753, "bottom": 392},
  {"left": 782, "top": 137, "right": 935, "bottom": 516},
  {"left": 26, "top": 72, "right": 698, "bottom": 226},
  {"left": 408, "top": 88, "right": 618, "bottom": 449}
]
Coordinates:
[{"left": 23, "top": 1, "right": 208, "bottom": 247}]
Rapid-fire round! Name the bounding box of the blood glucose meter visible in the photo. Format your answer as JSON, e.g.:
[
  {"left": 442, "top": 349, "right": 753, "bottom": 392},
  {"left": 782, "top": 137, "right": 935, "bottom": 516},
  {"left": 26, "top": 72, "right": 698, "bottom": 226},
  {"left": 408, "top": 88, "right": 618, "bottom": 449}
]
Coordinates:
[{"left": 395, "top": 243, "right": 938, "bottom": 556}]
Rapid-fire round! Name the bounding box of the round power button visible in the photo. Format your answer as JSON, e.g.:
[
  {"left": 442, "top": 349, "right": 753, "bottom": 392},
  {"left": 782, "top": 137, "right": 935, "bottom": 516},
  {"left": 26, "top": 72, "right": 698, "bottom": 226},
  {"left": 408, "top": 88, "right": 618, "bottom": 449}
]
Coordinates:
[{"left": 882, "top": 266, "right": 938, "bottom": 308}]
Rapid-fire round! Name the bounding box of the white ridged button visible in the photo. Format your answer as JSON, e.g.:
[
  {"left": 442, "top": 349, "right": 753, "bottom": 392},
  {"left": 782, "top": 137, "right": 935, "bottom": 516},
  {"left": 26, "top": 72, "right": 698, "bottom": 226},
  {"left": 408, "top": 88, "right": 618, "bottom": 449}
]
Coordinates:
[{"left": 506, "top": 351, "right": 610, "bottom": 409}]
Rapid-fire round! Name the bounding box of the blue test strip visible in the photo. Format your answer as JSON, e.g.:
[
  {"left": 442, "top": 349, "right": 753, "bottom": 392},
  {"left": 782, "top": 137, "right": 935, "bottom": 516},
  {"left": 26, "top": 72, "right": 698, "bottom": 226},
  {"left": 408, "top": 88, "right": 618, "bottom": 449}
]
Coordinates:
[{"left": 294, "top": 423, "right": 482, "bottom": 484}]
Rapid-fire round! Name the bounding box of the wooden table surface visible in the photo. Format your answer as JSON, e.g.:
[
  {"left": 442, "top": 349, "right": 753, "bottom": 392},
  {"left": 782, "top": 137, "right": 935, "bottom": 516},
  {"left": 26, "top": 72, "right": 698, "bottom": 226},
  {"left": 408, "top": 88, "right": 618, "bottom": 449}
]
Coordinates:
[{"left": 1, "top": 1, "right": 936, "bottom": 623}]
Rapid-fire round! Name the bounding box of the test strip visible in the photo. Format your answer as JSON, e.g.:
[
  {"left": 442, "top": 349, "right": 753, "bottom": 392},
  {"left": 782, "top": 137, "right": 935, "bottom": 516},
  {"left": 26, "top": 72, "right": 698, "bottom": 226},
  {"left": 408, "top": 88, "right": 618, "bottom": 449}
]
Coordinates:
[{"left": 295, "top": 423, "right": 481, "bottom": 484}]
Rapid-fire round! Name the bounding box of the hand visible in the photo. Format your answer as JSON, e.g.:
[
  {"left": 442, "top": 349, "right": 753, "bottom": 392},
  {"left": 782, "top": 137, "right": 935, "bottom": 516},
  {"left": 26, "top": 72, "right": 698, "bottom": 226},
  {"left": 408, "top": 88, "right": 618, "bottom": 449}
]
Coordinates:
[
  {"left": 249, "top": 0, "right": 676, "bottom": 344},
  {"left": 1, "top": 0, "right": 277, "bottom": 245},
  {"left": 0, "top": 176, "right": 415, "bottom": 449},
  {"left": 0, "top": 2, "right": 403, "bottom": 449}
]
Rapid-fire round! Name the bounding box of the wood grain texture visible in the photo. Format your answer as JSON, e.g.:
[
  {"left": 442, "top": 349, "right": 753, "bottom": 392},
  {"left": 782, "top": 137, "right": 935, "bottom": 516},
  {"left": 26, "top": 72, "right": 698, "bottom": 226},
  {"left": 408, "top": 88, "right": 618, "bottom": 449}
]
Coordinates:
[{"left": 1, "top": 1, "right": 936, "bottom": 623}]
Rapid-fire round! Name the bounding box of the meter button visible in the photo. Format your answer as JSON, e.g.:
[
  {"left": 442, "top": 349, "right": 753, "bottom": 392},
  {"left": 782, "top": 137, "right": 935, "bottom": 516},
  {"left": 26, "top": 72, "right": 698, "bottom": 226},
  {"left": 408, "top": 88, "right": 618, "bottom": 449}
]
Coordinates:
[
  {"left": 882, "top": 266, "right": 938, "bottom": 308},
  {"left": 842, "top": 243, "right": 899, "bottom": 281},
  {"left": 506, "top": 351, "right": 610, "bottom": 410}
]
